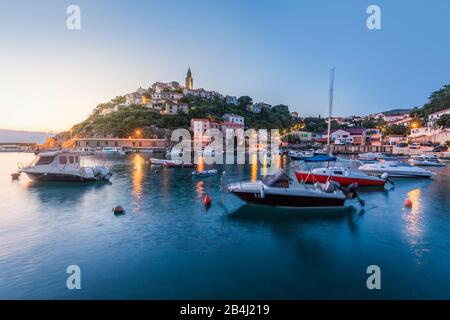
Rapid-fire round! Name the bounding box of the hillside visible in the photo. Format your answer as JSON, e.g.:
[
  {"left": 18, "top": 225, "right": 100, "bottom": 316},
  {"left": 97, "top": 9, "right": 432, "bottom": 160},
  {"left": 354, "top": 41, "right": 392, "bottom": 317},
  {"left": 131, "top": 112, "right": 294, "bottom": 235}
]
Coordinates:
[
  {"left": 0, "top": 129, "right": 55, "bottom": 144},
  {"left": 410, "top": 84, "right": 450, "bottom": 119},
  {"left": 69, "top": 95, "right": 295, "bottom": 139},
  {"left": 382, "top": 108, "right": 412, "bottom": 115}
]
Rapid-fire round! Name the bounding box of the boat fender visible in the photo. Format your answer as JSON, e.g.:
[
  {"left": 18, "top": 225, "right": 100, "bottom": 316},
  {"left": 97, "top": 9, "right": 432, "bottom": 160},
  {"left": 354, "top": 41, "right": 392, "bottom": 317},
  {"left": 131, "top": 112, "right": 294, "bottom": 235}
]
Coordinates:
[
  {"left": 204, "top": 194, "right": 212, "bottom": 207},
  {"left": 113, "top": 206, "right": 125, "bottom": 215},
  {"left": 404, "top": 199, "right": 412, "bottom": 207}
]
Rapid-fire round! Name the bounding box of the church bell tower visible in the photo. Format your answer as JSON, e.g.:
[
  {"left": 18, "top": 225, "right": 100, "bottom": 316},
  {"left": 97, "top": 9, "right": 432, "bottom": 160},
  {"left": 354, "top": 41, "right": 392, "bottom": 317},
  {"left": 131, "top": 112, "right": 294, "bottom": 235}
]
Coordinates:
[{"left": 185, "top": 68, "right": 193, "bottom": 89}]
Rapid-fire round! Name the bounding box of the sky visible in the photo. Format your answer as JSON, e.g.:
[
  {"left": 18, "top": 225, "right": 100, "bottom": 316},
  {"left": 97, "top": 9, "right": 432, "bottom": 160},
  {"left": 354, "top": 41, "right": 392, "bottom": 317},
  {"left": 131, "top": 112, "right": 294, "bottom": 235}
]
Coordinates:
[{"left": 0, "top": 0, "right": 448, "bottom": 132}]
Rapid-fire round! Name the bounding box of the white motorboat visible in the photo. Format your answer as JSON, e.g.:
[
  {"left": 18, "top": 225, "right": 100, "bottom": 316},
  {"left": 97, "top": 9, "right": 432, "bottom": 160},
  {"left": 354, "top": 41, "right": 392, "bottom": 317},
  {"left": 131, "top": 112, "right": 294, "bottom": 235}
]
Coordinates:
[
  {"left": 409, "top": 154, "right": 445, "bottom": 167},
  {"left": 96, "top": 147, "right": 126, "bottom": 156},
  {"left": 74, "top": 147, "right": 95, "bottom": 155},
  {"left": 359, "top": 161, "right": 432, "bottom": 178},
  {"left": 227, "top": 171, "right": 362, "bottom": 208},
  {"left": 289, "top": 150, "right": 314, "bottom": 160},
  {"left": 149, "top": 158, "right": 167, "bottom": 165},
  {"left": 296, "top": 166, "right": 388, "bottom": 187},
  {"left": 358, "top": 152, "right": 382, "bottom": 161},
  {"left": 0, "top": 145, "right": 22, "bottom": 152},
  {"left": 18, "top": 151, "right": 112, "bottom": 182}
]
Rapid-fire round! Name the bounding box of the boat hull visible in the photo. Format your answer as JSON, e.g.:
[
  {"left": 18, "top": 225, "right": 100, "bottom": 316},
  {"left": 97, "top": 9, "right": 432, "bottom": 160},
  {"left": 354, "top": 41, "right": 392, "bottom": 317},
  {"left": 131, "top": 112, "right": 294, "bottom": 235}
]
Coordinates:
[
  {"left": 23, "top": 172, "right": 102, "bottom": 182},
  {"left": 359, "top": 169, "right": 431, "bottom": 178},
  {"left": 295, "top": 172, "right": 385, "bottom": 186},
  {"left": 230, "top": 190, "right": 346, "bottom": 208}
]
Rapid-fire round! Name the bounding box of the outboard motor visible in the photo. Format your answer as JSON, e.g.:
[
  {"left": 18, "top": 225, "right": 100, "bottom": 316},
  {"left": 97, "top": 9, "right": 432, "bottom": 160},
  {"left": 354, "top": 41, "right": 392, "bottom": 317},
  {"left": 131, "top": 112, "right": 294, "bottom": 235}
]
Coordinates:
[
  {"left": 345, "top": 182, "right": 365, "bottom": 206},
  {"left": 381, "top": 173, "right": 395, "bottom": 187}
]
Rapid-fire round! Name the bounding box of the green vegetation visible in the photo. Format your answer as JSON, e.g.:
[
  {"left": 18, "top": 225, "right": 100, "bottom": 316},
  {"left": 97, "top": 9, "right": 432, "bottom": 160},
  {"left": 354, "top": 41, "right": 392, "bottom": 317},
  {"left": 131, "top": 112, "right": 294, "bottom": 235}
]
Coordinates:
[
  {"left": 384, "top": 124, "right": 408, "bottom": 136},
  {"left": 70, "top": 95, "right": 296, "bottom": 138},
  {"left": 71, "top": 105, "right": 189, "bottom": 138},
  {"left": 410, "top": 85, "right": 450, "bottom": 121},
  {"left": 436, "top": 114, "right": 450, "bottom": 128}
]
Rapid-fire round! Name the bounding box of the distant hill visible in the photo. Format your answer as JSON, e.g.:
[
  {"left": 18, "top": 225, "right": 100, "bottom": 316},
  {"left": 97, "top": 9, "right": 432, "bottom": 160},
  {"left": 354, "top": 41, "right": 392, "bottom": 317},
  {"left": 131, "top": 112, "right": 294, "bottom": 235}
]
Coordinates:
[
  {"left": 381, "top": 108, "right": 412, "bottom": 115},
  {"left": 0, "top": 129, "right": 55, "bottom": 144}
]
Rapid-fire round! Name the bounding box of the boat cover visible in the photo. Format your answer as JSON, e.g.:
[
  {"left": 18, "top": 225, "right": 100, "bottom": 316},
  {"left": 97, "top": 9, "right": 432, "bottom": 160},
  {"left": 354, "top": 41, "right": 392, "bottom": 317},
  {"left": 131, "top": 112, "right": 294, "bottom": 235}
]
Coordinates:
[{"left": 303, "top": 155, "right": 337, "bottom": 162}]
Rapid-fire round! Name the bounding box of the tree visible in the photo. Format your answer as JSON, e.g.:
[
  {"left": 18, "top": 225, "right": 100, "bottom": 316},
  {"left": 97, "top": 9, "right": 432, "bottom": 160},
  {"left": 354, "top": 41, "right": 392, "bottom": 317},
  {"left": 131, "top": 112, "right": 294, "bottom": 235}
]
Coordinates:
[
  {"left": 238, "top": 96, "right": 252, "bottom": 108},
  {"left": 384, "top": 124, "right": 408, "bottom": 136},
  {"left": 436, "top": 114, "right": 450, "bottom": 128}
]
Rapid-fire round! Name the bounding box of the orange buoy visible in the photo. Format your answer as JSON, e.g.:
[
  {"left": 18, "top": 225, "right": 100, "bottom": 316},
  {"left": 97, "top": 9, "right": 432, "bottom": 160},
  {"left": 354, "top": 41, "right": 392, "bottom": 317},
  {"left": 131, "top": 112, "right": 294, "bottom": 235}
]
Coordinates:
[
  {"left": 404, "top": 198, "right": 412, "bottom": 207},
  {"left": 204, "top": 194, "right": 212, "bottom": 207}
]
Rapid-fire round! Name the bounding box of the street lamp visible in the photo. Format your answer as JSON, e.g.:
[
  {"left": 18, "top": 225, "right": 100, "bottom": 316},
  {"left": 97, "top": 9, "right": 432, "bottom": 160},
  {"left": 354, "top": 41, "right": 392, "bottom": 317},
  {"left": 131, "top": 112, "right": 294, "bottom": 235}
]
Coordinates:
[{"left": 136, "top": 130, "right": 141, "bottom": 139}]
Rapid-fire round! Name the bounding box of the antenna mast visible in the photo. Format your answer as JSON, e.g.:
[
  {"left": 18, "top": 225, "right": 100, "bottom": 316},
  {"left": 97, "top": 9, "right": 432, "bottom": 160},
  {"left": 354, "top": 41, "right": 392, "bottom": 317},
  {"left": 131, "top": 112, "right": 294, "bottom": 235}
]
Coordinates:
[{"left": 326, "top": 68, "right": 335, "bottom": 153}]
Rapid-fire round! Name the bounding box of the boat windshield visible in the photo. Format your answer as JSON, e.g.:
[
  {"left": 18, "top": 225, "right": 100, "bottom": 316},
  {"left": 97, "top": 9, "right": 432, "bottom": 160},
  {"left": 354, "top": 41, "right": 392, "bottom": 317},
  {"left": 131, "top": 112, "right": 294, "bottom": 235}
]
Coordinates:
[
  {"left": 32, "top": 155, "right": 55, "bottom": 166},
  {"left": 262, "top": 171, "right": 290, "bottom": 188},
  {"left": 389, "top": 162, "right": 412, "bottom": 167}
]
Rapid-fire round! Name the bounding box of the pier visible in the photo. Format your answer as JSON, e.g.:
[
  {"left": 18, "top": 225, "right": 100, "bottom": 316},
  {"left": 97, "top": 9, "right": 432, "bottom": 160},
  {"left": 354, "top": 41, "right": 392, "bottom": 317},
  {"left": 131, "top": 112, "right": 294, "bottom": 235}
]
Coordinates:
[{"left": 331, "top": 144, "right": 394, "bottom": 154}]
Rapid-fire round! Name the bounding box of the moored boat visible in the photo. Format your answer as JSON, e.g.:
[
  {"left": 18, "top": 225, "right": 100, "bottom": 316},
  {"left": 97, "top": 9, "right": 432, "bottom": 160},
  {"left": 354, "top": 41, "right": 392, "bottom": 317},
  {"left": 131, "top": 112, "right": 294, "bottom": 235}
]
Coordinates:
[
  {"left": 18, "top": 151, "right": 112, "bottom": 182},
  {"left": 227, "top": 171, "right": 362, "bottom": 208},
  {"left": 408, "top": 154, "right": 445, "bottom": 166},
  {"left": 358, "top": 161, "right": 432, "bottom": 178},
  {"left": 295, "top": 167, "right": 387, "bottom": 187},
  {"left": 96, "top": 147, "right": 126, "bottom": 156}
]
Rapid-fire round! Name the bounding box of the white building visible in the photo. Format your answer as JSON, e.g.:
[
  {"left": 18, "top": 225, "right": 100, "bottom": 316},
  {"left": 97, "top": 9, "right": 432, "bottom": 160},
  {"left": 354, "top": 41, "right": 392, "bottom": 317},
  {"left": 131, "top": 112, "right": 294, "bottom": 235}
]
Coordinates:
[
  {"left": 222, "top": 113, "right": 244, "bottom": 126},
  {"left": 191, "top": 118, "right": 210, "bottom": 134},
  {"left": 161, "top": 101, "right": 188, "bottom": 115},
  {"left": 428, "top": 108, "right": 450, "bottom": 127},
  {"left": 251, "top": 102, "right": 271, "bottom": 113},
  {"left": 225, "top": 95, "right": 239, "bottom": 105}
]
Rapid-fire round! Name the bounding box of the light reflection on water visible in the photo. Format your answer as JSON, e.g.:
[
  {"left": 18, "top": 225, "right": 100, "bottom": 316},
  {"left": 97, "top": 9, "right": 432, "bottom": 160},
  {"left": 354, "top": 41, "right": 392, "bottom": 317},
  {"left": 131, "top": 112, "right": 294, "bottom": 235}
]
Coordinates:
[{"left": 0, "top": 152, "right": 450, "bottom": 299}]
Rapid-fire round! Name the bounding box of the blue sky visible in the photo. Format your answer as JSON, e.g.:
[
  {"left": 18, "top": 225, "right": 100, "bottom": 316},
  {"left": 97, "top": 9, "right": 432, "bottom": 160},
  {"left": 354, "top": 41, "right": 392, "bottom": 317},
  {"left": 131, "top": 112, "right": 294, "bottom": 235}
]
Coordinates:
[{"left": 0, "top": 0, "right": 448, "bottom": 131}]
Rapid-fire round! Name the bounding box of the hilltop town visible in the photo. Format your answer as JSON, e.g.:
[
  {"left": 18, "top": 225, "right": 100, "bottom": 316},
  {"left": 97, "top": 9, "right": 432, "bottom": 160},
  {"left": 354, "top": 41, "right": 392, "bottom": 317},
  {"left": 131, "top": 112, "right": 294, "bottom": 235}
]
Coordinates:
[{"left": 36, "top": 70, "right": 448, "bottom": 151}]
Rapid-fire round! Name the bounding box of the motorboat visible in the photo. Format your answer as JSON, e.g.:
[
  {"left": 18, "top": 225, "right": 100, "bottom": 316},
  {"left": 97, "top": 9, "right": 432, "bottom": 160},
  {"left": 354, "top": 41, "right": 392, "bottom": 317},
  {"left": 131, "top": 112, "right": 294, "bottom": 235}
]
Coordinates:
[
  {"left": 74, "top": 147, "right": 95, "bottom": 155},
  {"left": 96, "top": 147, "right": 126, "bottom": 156},
  {"left": 227, "top": 171, "right": 362, "bottom": 208},
  {"left": 295, "top": 167, "right": 388, "bottom": 187},
  {"left": 313, "top": 148, "right": 329, "bottom": 156},
  {"left": 358, "top": 152, "right": 382, "bottom": 161},
  {"left": 192, "top": 169, "right": 219, "bottom": 177},
  {"left": 358, "top": 161, "right": 432, "bottom": 178},
  {"left": 18, "top": 151, "right": 112, "bottom": 182},
  {"left": 289, "top": 150, "right": 314, "bottom": 160},
  {"left": 162, "top": 160, "right": 193, "bottom": 168},
  {"left": 409, "top": 155, "right": 445, "bottom": 167},
  {"left": 0, "top": 145, "right": 22, "bottom": 152},
  {"left": 149, "top": 158, "right": 167, "bottom": 165}
]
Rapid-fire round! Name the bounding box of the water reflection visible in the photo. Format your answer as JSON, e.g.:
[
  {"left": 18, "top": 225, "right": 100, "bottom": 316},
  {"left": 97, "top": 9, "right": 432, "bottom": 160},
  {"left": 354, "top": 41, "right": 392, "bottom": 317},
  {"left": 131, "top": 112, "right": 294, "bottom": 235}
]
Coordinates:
[
  {"left": 131, "top": 154, "right": 145, "bottom": 211},
  {"left": 403, "top": 188, "right": 428, "bottom": 263}
]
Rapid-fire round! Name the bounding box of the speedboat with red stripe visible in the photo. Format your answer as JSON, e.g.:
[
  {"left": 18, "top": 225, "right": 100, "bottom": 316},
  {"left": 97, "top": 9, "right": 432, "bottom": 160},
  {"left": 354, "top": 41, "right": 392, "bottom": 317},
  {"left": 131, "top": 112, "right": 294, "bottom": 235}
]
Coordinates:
[{"left": 295, "top": 166, "right": 387, "bottom": 187}]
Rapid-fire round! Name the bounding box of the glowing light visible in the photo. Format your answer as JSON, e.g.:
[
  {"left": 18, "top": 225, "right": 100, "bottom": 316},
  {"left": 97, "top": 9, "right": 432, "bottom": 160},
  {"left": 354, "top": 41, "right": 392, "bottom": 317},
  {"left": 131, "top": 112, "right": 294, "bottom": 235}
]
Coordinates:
[
  {"left": 197, "top": 156, "right": 204, "bottom": 172},
  {"left": 132, "top": 154, "right": 145, "bottom": 208},
  {"left": 251, "top": 153, "right": 258, "bottom": 181}
]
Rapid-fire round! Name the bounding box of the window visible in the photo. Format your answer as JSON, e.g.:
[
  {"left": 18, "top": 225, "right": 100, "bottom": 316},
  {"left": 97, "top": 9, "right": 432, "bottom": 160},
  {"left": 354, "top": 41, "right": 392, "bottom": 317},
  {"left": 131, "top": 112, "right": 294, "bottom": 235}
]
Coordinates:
[
  {"left": 59, "top": 156, "right": 67, "bottom": 165},
  {"left": 86, "top": 142, "right": 89, "bottom": 146},
  {"left": 35, "top": 156, "right": 55, "bottom": 166},
  {"left": 69, "top": 156, "right": 74, "bottom": 164},
  {"left": 115, "top": 142, "right": 118, "bottom": 147},
  {"left": 97, "top": 142, "right": 100, "bottom": 147},
  {"left": 105, "top": 142, "right": 108, "bottom": 145},
  {"left": 75, "top": 156, "right": 79, "bottom": 163}
]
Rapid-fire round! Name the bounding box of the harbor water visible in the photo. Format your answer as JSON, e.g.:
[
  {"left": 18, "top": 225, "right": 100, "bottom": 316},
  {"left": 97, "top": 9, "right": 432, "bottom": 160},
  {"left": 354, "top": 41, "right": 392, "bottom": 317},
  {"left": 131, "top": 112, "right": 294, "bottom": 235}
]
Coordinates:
[{"left": 1, "top": 152, "right": 450, "bottom": 299}]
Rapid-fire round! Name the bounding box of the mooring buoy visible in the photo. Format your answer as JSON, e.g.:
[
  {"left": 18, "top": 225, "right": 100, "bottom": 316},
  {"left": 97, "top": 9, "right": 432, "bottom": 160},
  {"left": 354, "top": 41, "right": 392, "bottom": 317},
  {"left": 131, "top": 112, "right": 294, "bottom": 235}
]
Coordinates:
[{"left": 113, "top": 206, "right": 125, "bottom": 215}]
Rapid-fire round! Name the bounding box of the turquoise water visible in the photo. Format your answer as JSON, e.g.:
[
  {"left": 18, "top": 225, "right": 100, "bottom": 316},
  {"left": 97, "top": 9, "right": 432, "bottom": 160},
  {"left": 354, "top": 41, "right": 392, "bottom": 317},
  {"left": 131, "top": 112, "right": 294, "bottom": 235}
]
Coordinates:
[{"left": 0, "top": 152, "right": 450, "bottom": 299}]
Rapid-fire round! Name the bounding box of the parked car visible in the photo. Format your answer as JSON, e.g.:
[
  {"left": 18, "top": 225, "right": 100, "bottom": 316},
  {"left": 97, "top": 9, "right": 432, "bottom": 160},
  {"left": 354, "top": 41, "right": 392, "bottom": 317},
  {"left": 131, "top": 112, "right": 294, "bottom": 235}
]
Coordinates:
[
  {"left": 420, "top": 141, "right": 434, "bottom": 147},
  {"left": 409, "top": 142, "right": 421, "bottom": 149},
  {"left": 397, "top": 142, "right": 408, "bottom": 148},
  {"left": 432, "top": 145, "right": 448, "bottom": 152}
]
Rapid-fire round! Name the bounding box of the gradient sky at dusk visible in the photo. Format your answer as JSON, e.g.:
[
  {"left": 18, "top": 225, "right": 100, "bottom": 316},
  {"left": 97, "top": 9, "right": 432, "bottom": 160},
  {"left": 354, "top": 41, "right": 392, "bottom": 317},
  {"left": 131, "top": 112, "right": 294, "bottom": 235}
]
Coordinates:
[{"left": 0, "top": 0, "right": 449, "bottom": 131}]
